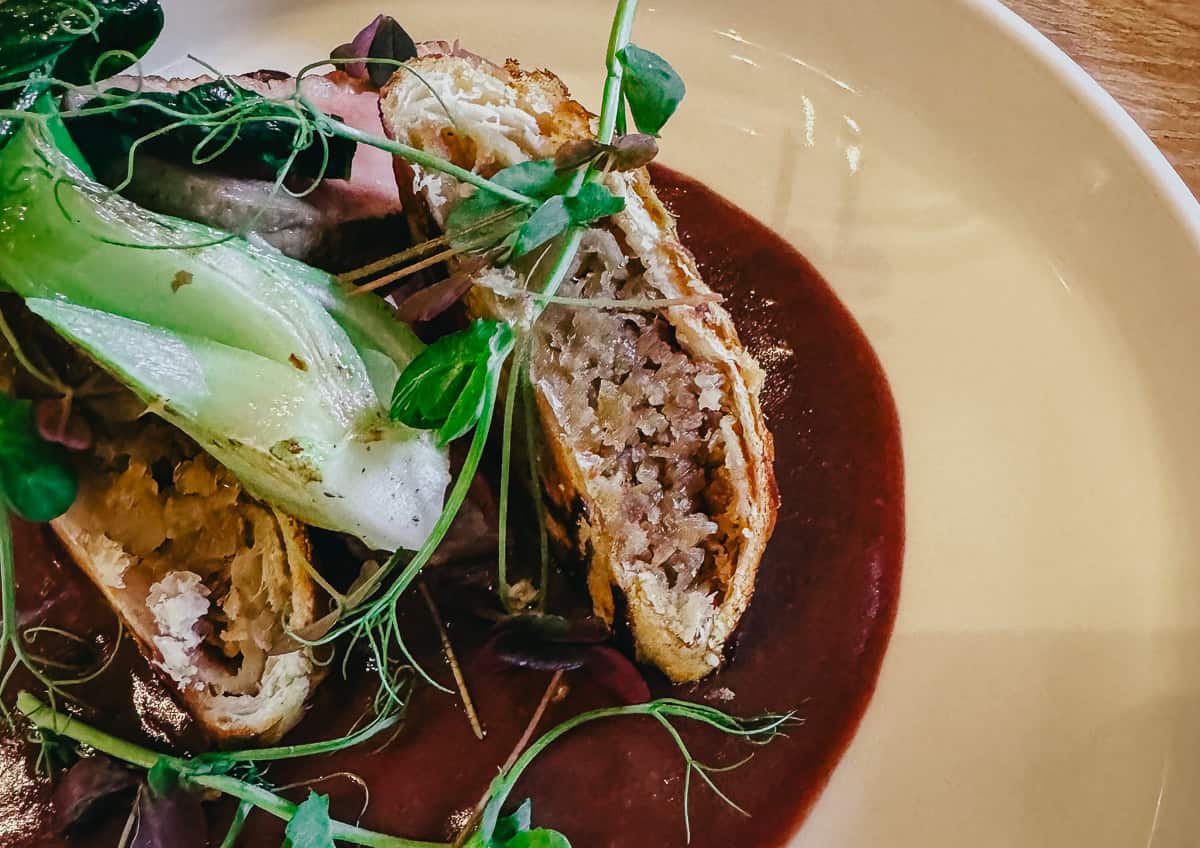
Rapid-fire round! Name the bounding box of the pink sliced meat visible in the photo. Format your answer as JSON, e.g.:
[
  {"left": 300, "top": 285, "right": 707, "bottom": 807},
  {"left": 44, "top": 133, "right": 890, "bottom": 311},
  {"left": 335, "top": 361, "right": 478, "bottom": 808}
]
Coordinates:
[{"left": 64, "top": 71, "right": 403, "bottom": 265}]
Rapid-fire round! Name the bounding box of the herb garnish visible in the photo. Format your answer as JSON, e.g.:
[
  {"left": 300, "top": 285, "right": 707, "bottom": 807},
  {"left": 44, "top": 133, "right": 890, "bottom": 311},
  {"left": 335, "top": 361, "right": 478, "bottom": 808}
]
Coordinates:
[
  {"left": 0, "top": 394, "right": 77, "bottom": 523},
  {"left": 553, "top": 133, "right": 659, "bottom": 174},
  {"left": 286, "top": 792, "right": 337, "bottom": 848},
  {"left": 443, "top": 161, "right": 571, "bottom": 254},
  {"left": 332, "top": 15, "right": 420, "bottom": 89},
  {"left": 0, "top": 0, "right": 164, "bottom": 88},
  {"left": 19, "top": 690, "right": 794, "bottom": 848},
  {"left": 0, "top": 0, "right": 163, "bottom": 150},
  {"left": 616, "top": 44, "right": 686, "bottom": 136},
  {"left": 0, "top": 4, "right": 778, "bottom": 847},
  {"left": 390, "top": 319, "right": 516, "bottom": 446}
]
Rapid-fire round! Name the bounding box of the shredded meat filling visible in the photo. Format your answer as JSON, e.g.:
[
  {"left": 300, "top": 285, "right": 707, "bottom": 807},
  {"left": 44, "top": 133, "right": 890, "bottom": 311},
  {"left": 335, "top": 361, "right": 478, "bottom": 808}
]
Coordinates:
[
  {"left": 66, "top": 406, "right": 296, "bottom": 695},
  {"left": 531, "top": 231, "right": 737, "bottom": 611}
]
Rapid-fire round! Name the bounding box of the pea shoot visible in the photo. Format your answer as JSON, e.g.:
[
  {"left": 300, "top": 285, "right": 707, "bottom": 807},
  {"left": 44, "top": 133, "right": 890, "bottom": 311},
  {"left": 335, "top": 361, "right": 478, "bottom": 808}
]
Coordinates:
[
  {"left": 0, "top": 394, "right": 77, "bottom": 523},
  {"left": 18, "top": 691, "right": 795, "bottom": 848}
]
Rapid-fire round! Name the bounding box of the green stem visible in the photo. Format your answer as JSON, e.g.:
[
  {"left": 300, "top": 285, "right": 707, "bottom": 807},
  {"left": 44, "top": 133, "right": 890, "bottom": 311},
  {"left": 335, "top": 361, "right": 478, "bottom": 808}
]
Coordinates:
[
  {"left": 531, "top": 0, "right": 639, "bottom": 305},
  {"left": 17, "top": 690, "right": 177, "bottom": 770},
  {"left": 315, "top": 111, "right": 533, "bottom": 207},
  {"left": 0, "top": 512, "right": 16, "bottom": 697},
  {"left": 598, "top": 0, "right": 640, "bottom": 146},
  {"left": 217, "top": 801, "right": 252, "bottom": 848},
  {"left": 196, "top": 710, "right": 401, "bottom": 764},
  {"left": 16, "top": 692, "right": 444, "bottom": 848},
  {"left": 381, "top": 375, "right": 504, "bottom": 606},
  {"left": 519, "top": 356, "right": 550, "bottom": 612},
  {"left": 480, "top": 703, "right": 654, "bottom": 833},
  {"left": 496, "top": 341, "right": 530, "bottom": 608}
]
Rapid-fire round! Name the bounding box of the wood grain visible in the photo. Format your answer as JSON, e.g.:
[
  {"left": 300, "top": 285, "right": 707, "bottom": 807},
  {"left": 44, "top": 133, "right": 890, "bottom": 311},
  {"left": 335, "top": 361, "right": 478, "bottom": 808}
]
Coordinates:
[{"left": 1002, "top": 0, "right": 1200, "bottom": 196}]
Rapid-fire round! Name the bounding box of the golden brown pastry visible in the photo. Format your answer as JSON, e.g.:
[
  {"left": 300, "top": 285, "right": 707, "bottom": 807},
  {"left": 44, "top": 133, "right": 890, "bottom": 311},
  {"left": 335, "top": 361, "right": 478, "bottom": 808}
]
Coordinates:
[
  {"left": 52, "top": 398, "right": 322, "bottom": 743},
  {"left": 380, "top": 52, "right": 777, "bottom": 682}
]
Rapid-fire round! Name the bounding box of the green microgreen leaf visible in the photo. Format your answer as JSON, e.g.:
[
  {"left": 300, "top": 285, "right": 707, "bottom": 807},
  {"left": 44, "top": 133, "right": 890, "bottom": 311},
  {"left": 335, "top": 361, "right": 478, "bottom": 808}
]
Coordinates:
[
  {"left": 505, "top": 831, "right": 571, "bottom": 848},
  {"left": 489, "top": 160, "right": 575, "bottom": 198},
  {"left": 465, "top": 800, "right": 572, "bottom": 848},
  {"left": 390, "top": 320, "right": 515, "bottom": 446},
  {"left": 564, "top": 182, "right": 626, "bottom": 223},
  {"left": 0, "top": 394, "right": 77, "bottom": 522},
  {"left": 507, "top": 183, "right": 625, "bottom": 261},
  {"left": 617, "top": 44, "right": 686, "bottom": 136},
  {"left": 492, "top": 800, "right": 533, "bottom": 841},
  {"left": 283, "top": 792, "right": 335, "bottom": 848},
  {"left": 508, "top": 196, "right": 570, "bottom": 260},
  {"left": 147, "top": 757, "right": 181, "bottom": 798},
  {"left": 446, "top": 160, "right": 572, "bottom": 253}
]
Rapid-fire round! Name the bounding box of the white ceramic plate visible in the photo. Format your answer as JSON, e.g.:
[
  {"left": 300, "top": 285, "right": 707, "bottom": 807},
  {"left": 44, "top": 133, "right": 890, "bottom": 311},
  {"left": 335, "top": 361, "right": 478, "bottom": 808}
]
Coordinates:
[{"left": 153, "top": 1, "right": 1200, "bottom": 845}]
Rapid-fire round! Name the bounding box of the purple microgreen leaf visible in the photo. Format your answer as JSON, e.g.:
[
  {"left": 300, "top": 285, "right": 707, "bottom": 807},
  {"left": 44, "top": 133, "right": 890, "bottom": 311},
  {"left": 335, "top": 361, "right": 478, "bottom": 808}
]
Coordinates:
[
  {"left": 609, "top": 133, "right": 659, "bottom": 171},
  {"left": 487, "top": 614, "right": 616, "bottom": 672},
  {"left": 583, "top": 646, "right": 651, "bottom": 705},
  {"left": 34, "top": 398, "right": 92, "bottom": 451},
  {"left": 396, "top": 267, "right": 479, "bottom": 323},
  {"left": 335, "top": 14, "right": 384, "bottom": 79},
  {"left": 131, "top": 783, "right": 207, "bottom": 848},
  {"left": 492, "top": 638, "right": 590, "bottom": 673},
  {"left": 330, "top": 41, "right": 361, "bottom": 77},
  {"left": 496, "top": 614, "right": 611, "bottom": 645},
  {"left": 367, "top": 16, "right": 419, "bottom": 88},
  {"left": 554, "top": 139, "right": 605, "bottom": 173},
  {"left": 52, "top": 757, "right": 137, "bottom": 833},
  {"left": 483, "top": 614, "right": 648, "bottom": 702}
]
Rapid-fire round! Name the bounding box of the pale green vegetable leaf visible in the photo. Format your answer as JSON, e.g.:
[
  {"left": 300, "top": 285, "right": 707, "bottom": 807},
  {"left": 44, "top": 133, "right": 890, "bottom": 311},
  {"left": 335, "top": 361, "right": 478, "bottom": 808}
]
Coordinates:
[{"left": 0, "top": 123, "right": 446, "bottom": 552}]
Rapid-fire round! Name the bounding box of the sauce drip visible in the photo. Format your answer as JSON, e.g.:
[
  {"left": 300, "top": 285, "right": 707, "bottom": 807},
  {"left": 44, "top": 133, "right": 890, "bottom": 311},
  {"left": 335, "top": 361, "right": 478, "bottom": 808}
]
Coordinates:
[{"left": 2, "top": 166, "right": 903, "bottom": 848}]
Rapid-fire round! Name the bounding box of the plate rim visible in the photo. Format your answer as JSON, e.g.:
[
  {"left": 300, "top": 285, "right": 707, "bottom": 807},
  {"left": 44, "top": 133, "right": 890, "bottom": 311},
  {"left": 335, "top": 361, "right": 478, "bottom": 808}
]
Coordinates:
[{"left": 965, "top": 0, "right": 1200, "bottom": 246}]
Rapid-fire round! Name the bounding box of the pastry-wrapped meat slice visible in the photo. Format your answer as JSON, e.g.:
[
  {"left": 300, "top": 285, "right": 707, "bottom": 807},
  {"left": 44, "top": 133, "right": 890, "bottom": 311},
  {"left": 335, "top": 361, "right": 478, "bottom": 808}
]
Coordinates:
[
  {"left": 380, "top": 52, "right": 777, "bottom": 682},
  {"left": 51, "top": 402, "right": 322, "bottom": 743}
]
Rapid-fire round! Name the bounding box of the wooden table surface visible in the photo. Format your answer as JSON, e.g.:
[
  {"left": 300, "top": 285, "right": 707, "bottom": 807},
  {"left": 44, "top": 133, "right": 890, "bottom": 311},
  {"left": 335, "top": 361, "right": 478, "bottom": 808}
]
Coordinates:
[{"left": 1002, "top": 0, "right": 1200, "bottom": 196}]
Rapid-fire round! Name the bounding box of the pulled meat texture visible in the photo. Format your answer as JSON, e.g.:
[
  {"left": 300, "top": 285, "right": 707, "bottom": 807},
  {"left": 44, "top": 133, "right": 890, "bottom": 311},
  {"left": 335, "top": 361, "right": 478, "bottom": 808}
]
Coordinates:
[
  {"left": 531, "top": 233, "right": 737, "bottom": 637},
  {"left": 65, "top": 71, "right": 402, "bottom": 265},
  {"left": 64, "top": 403, "right": 301, "bottom": 696}
]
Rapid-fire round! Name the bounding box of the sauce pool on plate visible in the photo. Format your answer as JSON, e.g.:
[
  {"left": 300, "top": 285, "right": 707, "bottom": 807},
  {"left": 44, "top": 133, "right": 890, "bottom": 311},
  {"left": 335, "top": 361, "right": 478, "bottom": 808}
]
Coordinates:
[{"left": 2, "top": 165, "right": 903, "bottom": 848}]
